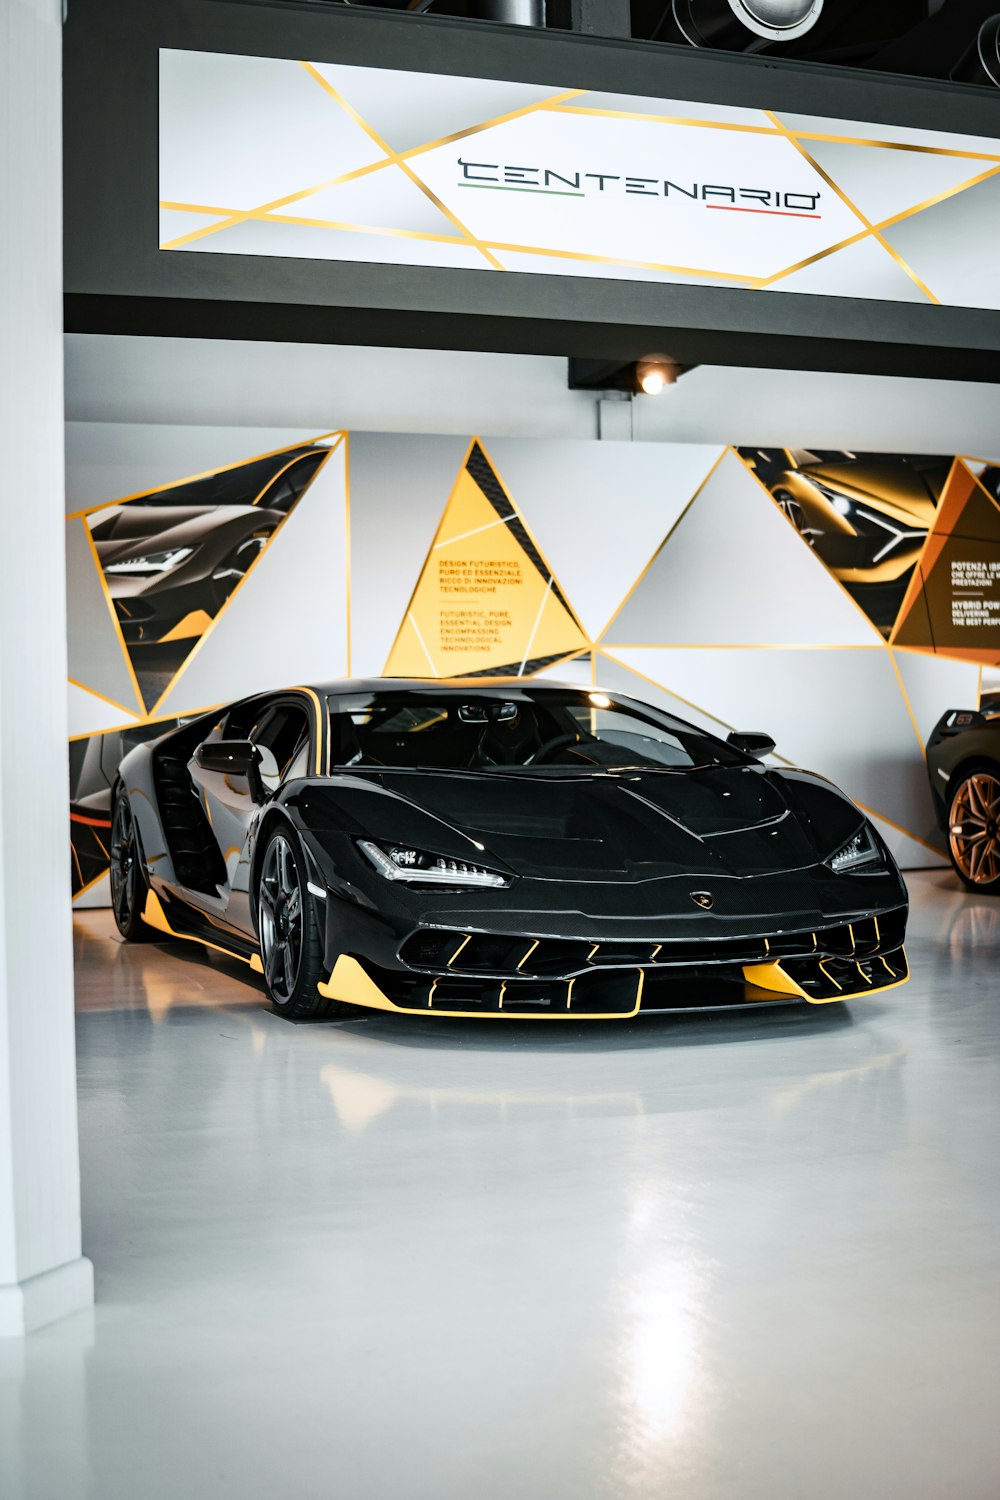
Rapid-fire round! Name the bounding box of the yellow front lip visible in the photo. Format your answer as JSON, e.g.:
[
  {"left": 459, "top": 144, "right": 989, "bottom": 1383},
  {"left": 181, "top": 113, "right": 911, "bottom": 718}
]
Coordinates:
[{"left": 317, "top": 952, "right": 908, "bottom": 1018}]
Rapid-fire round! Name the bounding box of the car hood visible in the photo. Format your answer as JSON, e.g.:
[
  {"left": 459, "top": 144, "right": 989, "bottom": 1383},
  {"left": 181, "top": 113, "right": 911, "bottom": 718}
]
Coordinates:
[
  {"left": 91, "top": 504, "right": 263, "bottom": 562},
  {"left": 802, "top": 461, "right": 944, "bottom": 523},
  {"left": 308, "top": 764, "right": 868, "bottom": 882}
]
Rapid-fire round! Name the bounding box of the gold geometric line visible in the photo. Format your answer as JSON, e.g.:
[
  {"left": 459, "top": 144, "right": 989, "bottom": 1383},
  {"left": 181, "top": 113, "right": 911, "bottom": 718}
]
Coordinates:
[
  {"left": 786, "top": 130, "right": 1000, "bottom": 164},
  {"left": 751, "top": 228, "right": 871, "bottom": 290},
  {"left": 67, "top": 676, "right": 140, "bottom": 721},
  {"left": 70, "top": 699, "right": 229, "bottom": 743},
  {"left": 597, "top": 642, "right": 886, "bottom": 650},
  {"left": 159, "top": 86, "right": 589, "bottom": 253},
  {"left": 186, "top": 205, "right": 760, "bottom": 284},
  {"left": 595, "top": 646, "right": 738, "bottom": 734},
  {"left": 978, "top": 663, "right": 984, "bottom": 709},
  {"left": 160, "top": 199, "right": 246, "bottom": 218},
  {"left": 736, "top": 448, "right": 890, "bottom": 644},
  {"left": 298, "top": 60, "right": 505, "bottom": 271},
  {"left": 64, "top": 432, "right": 344, "bottom": 520},
  {"left": 72, "top": 866, "right": 111, "bottom": 903},
  {"left": 889, "top": 455, "right": 963, "bottom": 645},
  {"left": 79, "top": 517, "right": 147, "bottom": 716},
  {"left": 596, "top": 448, "right": 729, "bottom": 643},
  {"left": 250, "top": 451, "right": 317, "bottom": 506},
  {"left": 406, "top": 611, "right": 438, "bottom": 676},
  {"left": 541, "top": 103, "right": 782, "bottom": 136},
  {"left": 474, "top": 434, "right": 591, "bottom": 644},
  {"left": 249, "top": 213, "right": 468, "bottom": 246},
  {"left": 854, "top": 801, "right": 944, "bottom": 857},
  {"left": 887, "top": 648, "right": 929, "bottom": 762},
  {"left": 383, "top": 435, "right": 479, "bottom": 674},
  {"left": 966, "top": 461, "right": 1000, "bottom": 518},
  {"left": 486, "top": 238, "right": 753, "bottom": 284},
  {"left": 764, "top": 110, "right": 941, "bottom": 305},
  {"left": 757, "top": 161, "right": 1000, "bottom": 292},
  {"left": 145, "top": 445, "right": 339, "bottom": 717},
  {"left": 343, "top": 431, "right": 353, "bottom": 678}
]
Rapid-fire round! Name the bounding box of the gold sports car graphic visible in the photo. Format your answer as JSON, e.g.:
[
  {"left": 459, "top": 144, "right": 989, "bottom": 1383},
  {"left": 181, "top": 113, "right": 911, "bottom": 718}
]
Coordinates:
[{"left": 739, "top": 449, "right": 950, "bottom": 631}]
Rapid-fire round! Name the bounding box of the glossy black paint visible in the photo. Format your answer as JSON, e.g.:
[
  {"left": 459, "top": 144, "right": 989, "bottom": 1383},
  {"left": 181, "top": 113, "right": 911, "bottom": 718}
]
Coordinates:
[
  {"left": 926, "top": 706, "right": 1000, "bottom": 826},
  {"left": 117, "top": 679, "right": 909, "bottom": 1012}
]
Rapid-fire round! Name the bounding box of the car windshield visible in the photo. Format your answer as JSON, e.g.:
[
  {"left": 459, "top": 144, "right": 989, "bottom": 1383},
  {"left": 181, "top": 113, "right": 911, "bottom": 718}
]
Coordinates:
[{"left": 327, "top": 689, "right": 748, "bottom": 774}]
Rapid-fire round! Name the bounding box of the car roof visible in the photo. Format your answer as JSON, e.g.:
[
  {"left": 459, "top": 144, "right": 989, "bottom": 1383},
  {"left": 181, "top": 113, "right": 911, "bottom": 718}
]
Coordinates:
[{"left": 307, "top": 678, "right": 593, "bottom": 697}]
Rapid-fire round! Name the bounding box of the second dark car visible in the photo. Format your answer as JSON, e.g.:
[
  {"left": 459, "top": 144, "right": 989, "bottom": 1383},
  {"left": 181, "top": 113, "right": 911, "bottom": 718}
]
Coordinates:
[{"left": 927, "top": 703, "right": 1000, "bottom": 892}]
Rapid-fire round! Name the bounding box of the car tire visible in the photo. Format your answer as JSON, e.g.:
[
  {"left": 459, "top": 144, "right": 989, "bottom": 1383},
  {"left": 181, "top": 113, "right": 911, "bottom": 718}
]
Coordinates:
[
  {"left": 947, "top": 763, "right": 1000, "bottom": 894},
  {"left": 109, "top": 782, "right": 154, "bottom": 941},
  {"left": 256, "top": 825, "right": 354, "bottom": 1019}
]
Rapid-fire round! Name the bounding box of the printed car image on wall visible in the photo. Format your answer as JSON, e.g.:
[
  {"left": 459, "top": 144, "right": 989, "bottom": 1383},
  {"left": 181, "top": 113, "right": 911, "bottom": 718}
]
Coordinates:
[
  {"left": 740, "top": 449, "right": 951, "bottom": 635},
  {"left": 88, "top": 443, "right": 332, "bottom": 712}
]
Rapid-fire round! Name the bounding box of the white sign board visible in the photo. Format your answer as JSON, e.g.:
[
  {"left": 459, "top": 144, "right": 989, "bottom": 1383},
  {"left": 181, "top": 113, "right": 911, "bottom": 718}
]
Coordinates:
[{"left": 159, "top": 49, "right": 1000, "bottom": 309}]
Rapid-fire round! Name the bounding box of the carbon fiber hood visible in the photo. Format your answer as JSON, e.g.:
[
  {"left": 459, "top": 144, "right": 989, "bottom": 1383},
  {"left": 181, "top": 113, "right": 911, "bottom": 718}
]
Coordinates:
[{"left": 314, "top": 765, "right": 868, "bottom": 882}]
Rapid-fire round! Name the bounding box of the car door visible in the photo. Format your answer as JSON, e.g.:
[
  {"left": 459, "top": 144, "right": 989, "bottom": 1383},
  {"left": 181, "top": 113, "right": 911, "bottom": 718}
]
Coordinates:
[{"left": 186, "top": 694, "right": 314, "bottom": 934}]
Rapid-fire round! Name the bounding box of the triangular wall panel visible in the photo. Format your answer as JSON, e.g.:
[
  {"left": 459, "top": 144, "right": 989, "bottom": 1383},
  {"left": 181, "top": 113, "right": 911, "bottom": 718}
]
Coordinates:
[
  {"left": 159, "top": 50, "right": 387, "bottom": 217},
  {"left": 309, "top": 62, "right": 567, "bottom": 156},
  {"left": 801, "top": 139, "right": 997, "bottom": 229},
  {"left": 157, "top": 445, "right": 350, "bottom": 716},
  {"left": 274, "top": 165, "right": 464, "bottom": 237},
  {"left": 86, "top": 438, "right": 337, "bottom": 714},
  {"left": 603, "top": 449, "right": 881, "bottom": 647},
  {"left": 68, "top": 682, "right": 139, "bottom": 739},
  {"left": 893, "top": 461, "right": 1000, "bottom": 665},
  {"left": 384, "top": 441, "right": 588, "bottom": 678},
  {"left": 486, "top": 439, "right": 724, "bottom": 640},
  {"left": 605, "top": 646, "right": 942, "bottom": 847},
  {"left": 65, "top": 519, "right": 142, "bottom": 715}
]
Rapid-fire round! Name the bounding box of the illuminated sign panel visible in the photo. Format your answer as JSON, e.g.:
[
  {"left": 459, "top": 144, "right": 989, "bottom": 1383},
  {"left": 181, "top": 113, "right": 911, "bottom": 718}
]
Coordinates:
[{"left": 159, "top": 48, "right": 1000, "bottom": 309}]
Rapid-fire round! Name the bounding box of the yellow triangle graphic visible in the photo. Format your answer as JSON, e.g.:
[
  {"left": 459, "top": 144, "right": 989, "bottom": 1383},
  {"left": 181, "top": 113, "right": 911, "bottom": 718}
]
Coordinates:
[{"left": 385, "top": 441, "right": 588, "bottom": 678}]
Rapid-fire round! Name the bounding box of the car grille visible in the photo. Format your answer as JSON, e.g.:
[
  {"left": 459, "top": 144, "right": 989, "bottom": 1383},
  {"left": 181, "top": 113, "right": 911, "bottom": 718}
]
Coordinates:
[{"left": 398, "top": 908, "right": 907, "bottom": 983}]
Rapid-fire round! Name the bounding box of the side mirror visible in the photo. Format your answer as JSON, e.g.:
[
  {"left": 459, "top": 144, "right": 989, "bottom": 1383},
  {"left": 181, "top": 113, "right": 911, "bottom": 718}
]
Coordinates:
[
  {"left": 194, "top": 739, "right": 265, "bottom": 803},
  {"left": 727, "top": 730, "right": 776, "bottom": 759}
]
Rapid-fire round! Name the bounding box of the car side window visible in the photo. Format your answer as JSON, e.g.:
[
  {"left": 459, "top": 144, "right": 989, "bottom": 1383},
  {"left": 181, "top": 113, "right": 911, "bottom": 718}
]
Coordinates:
[{"left": 248, "top": 704, "right": 311, "bottom": 789}]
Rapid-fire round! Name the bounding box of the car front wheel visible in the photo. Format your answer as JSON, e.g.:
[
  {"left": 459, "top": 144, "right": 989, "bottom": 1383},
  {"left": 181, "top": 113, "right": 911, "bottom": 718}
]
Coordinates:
[
  {"left": 947, "top": 765, "right": 1000, "bottom": 893},
  {"left": 256, "top": 826, "right": 353, "bottom": 1018}
]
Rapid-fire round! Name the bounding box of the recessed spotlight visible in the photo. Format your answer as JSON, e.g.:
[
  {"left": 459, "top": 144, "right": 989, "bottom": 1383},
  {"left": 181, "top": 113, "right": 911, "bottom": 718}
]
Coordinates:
[{"left": 635, "top": 356, "right": 679, "bottom": 396}]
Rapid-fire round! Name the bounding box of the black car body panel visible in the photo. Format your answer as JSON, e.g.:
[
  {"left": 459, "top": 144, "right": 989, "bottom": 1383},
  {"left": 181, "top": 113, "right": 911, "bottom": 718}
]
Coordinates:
[
  {"left": 926, "top": 706, "right": 1000, "bottom": 826},
  {"left": 116, "top": 679, "right": 910, "bottom": 1018}
]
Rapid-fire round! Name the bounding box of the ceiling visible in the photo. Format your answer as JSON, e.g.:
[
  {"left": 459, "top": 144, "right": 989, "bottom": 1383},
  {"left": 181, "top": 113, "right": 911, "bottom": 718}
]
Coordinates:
[{"left": 313, "top": 1, "right": 1000, "bottom": 86}]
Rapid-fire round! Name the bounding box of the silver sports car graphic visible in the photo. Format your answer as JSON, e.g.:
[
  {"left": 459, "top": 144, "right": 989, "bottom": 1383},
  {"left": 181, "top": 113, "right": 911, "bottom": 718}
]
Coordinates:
[{"left": 89, "top": 444, "right": 330, "bottom": 708}]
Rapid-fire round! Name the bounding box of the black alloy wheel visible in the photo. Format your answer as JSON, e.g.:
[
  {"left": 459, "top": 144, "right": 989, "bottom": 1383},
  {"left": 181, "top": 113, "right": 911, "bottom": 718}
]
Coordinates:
[
  {"left": 256, "top": 826, "right": 350, "bottom": 1018},
  {"left": 110, "top": 785, "right": 152, "bottom": 940},
  {"left": 948, "top": 766, "right": 1000, "bottom": 893}
]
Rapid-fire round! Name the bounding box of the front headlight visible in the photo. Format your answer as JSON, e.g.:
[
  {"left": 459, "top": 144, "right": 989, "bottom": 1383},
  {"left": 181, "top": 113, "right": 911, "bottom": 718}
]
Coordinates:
[
  {"left": 105, "top": 546, "right": 194, "bottom": 575},
  {"left": 825, "top": 825, "right": 883, "bottom": 874},
  {"left": 812, "top": 481, "right": 855, "bottom": 518},
  {"left": 358, "top": 840, "right": 512, "bottom": 889}
]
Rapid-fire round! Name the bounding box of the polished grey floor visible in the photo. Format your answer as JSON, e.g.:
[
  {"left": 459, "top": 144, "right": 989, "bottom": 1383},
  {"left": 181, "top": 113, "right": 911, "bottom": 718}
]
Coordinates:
[{"left": 2, "top": 870, "right": 999, "bottom": 1499}]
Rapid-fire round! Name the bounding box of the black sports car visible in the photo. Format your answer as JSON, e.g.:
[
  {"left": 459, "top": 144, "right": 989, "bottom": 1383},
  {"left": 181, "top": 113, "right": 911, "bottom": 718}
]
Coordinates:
[
  {"left": 110, "top": 680, "right": 909, "bottom": 1020},
  {"left": 927, "top": 703, "right": 1000, "bottom": 892}
]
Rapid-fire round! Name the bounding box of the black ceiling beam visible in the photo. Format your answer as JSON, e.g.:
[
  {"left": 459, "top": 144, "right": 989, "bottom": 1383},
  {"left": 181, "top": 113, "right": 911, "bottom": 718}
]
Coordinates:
[{"left": 63, "top": 0, "right": 1000, "bottom": 381}]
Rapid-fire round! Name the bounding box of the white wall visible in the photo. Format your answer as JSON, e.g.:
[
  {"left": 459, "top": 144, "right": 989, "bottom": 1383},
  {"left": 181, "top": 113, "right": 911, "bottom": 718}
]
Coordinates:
[
  {"left": 66, "top": 333, "right": 1000, "bottom": 458},
  {"left": 0, "top": 0, "right": 93, "bottom": 1336}
]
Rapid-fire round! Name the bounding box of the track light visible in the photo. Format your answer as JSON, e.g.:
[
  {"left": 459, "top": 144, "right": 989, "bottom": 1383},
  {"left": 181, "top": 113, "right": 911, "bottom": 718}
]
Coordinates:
[
  {"left": 672, "top": 0, "right": 823, "bottom": 51},
  {"left": 635, "top": 357, "right": 679, "bottom": 396},
  {"left": 951, "top": 15, "right": 1000, "bottom": 87}
]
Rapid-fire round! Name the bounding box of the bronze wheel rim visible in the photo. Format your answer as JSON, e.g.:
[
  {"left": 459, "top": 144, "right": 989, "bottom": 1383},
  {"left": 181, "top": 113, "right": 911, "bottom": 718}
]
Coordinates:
[{"left": 949, "top": 773, "right": 1000, "bottom": 884}]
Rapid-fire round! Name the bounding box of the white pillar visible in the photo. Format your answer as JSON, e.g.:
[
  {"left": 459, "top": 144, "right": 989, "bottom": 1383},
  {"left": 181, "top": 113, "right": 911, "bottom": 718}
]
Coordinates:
[{"left": 0, "top": 0, "right": 94, "bottom": 1336}]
